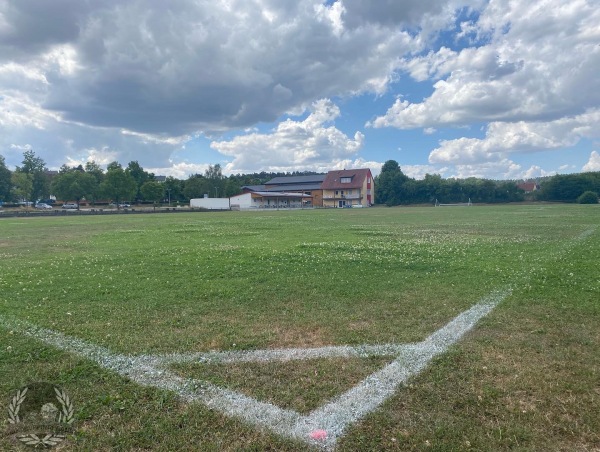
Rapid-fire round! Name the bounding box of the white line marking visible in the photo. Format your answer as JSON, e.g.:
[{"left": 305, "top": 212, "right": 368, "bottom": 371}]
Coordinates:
[
  {"left": 151, "top": 343, "right": 414, "bottom": 366},
  {"left": 1, "top": 288, "right": 510, "bottom": 450}
]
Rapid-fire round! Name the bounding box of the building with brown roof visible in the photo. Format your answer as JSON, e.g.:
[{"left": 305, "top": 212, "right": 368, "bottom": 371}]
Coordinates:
[
  {"left": 517, "top": 181, "right": 539, "bottom": 193},
  {"left": 233, "top": 169, "right": 374, "bottom": 209},
  {"left": 321, "top": 169, "right": 374, "bottom": 208}
]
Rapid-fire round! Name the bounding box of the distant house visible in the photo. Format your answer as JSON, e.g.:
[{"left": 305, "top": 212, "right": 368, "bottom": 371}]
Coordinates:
[
  {"left": 517, "top": 181, "right": 539, "bottom": 193},
  {"left": 232, "top": 169, "right": 374, "bottom": 209},
  {"left": 321, "top": 169, "right": 374, "bottom": 208}
]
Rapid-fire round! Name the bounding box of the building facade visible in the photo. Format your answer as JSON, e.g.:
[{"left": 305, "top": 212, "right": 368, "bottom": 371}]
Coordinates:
[
  {"left": 229, "top": 192, "right": 312, "bottom": 209},
  {"left": 234, "top": 169, "right": 374, "bottom": 209},
  {"left": 321, "top": 169, "right": 374, "bottom": 208},
  {"left": 242, "top": 175, "right": 326, "bottom": 207}
]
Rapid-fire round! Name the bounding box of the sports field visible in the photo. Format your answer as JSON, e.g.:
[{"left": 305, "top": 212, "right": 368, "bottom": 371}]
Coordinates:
[{"left": 1, "top": 205, "right": 599, "bottom": 450}]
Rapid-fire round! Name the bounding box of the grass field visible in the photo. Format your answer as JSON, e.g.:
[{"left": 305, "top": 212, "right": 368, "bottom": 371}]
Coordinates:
[{"left": 1, "top": 205, "right": 599, "bottom": 450}]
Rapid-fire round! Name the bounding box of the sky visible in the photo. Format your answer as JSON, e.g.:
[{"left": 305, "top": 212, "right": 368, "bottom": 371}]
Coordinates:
[{"left": 1, "top": 0, "right": 599, "bottom": 180}]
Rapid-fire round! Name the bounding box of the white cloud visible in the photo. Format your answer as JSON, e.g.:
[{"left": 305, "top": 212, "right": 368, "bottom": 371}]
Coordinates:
[
  {"left": 582, "top": 151, "right": 600, "bottom": 172},
  {"left": 329, "top": 158, "right": 384, "bottom": 177},
  {"left": 403, "top": 160, "right": 558, "bottom": 181},
  {"left": 428, "top": 110, "right": 600, "bottom": 164},
  {"left": 145, "top": 162, "right": 211, "bottom": 179},
  {"left": 401, "top": 164, "right": 444, "bottom": 180},
  {"left": 63, "top": 147, "right": 119, "bottom": 168},
  {"left": 0, "top": 0, "right": 419, "bottom": 136},
  {"left": 120, "top": 129, "right": 193, "bottom": 146},
  {"left": 0, "top": 0, "right": 430, "bottom": 174},
  {"left": 522, "top": 165, "right": 555, "bottom": 179},
  {"left": 372, "top": 0, "right": 600, "bottom": 129},
  {"left": 211, "top": 99, "right": 364, "bottom": 174},
  {"left": 1, "top": 0, "right": 597, "bottom": 180},
  {"left": 446, "top": 159, "right": 523, "bottom": 180}
]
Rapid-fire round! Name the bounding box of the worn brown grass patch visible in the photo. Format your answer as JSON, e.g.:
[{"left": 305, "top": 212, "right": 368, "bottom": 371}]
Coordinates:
[{"left": 171, "top": 356, "right": 392, "bottom": 414}]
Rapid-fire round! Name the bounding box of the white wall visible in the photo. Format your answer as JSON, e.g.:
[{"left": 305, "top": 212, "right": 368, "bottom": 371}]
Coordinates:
[
  {"left": 190, "top": 198, "right": 231, "bottom": 210},
  {"left": 229, "top": 193, "right": 253, "bottom": 209}
]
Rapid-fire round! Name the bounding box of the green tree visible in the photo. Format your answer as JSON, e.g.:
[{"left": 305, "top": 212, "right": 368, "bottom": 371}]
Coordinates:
[
  {"left": 577, "top": 191, "right": 599, "bottom": 204},
  {"left": 100, "top": 163, "right": 137, "bottom": 208},
  {"left": 423, "top": 174, "right": 443, "bottom": 203},
  {"left": 84, "top": 161, "right": 105, "bottom": 204},
  {"left": 204, "top": 164, "right": 226, "bottom": 198},
  {"left": 140, "top": 181, "right": 165, "bottom": 207},
  {"left": 224, "top": 176, "right": 241, "bottom": 197},
  {"left": 15, "top": 150, "right": 49, "bottom": 202},
  {"left": 375, "top": 160, "right": 410, "bottom": 205},
  {"left": 107, "top": 161, "right": 122, "bottom": 171},
  {"left": 85, "top": 161, "right": 105, "bottom": 183},
  {"left": 51, "top": 170, "right": 97, "bottom": 209},
  {"left": 126, "top": 161, "right": 153, "bottom": 202},
  {"left": 183, "top": 174, "right": 209, "bottom": 200},
  {"left": 11, "top": 171, "right": 33, "bottom": 203},
  {"left": 0, "top": 155, "right": 12, "bottom": 202},
  {"left": 164, "top": 176, "right": 184, "bottom": 204},
  {"left": 539, "top": 173, "right": 600, "bottom": 202}
]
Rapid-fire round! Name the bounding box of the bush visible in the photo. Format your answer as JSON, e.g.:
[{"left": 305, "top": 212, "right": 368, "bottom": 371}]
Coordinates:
[{"left": 577, "top": 191, "right": 599, "bottom": 204}]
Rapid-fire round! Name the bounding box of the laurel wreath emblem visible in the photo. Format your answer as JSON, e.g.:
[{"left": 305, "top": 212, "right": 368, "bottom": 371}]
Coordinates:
[
  {"left": 7, "top": 385, "right": 75, "bottom": 448},
  {"left": 7, "top": 387, "right": 27, "bottom": 424},
  {"left": 54, "top": 386, "right": 75, "bottom": 425},
  {"left": 16, "top": 433, "right": 66, "bottom": 448}
]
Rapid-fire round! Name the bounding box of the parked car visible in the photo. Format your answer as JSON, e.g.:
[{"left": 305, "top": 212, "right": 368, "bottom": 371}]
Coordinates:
[
  {"left": 118, "top": 203, "right": 131, "bottom": 208},
  {"left": 35, "top": 203, "right": 53, "bottom": 210},
  {"left": 62, "top": 203, "right": 78, "bottom": 209}
]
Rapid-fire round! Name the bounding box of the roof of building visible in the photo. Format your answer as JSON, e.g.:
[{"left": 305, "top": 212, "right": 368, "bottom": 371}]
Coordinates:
[
  {"left": 265, "top": 183, "right": 323, "bottom": 192},
  {"left": 251, "top": 191, "right": 312, "bottom": 198},
  {"left": 265, "top": 174, "right": 326, "bottom": 186},
  {"left": 517, "top": 182, "right": 539, "bottom": 192},
  {"left": 321, "top": 169, "right": 371, "bottom": 190},
  {"left": 241, "top": 185, "right": 267, "bottom": 192}
]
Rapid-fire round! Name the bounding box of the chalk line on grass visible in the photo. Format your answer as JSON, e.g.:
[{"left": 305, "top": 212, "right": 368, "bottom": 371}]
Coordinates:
[{"left": 1, "top": 287, "right": 510, "bottom": 450}]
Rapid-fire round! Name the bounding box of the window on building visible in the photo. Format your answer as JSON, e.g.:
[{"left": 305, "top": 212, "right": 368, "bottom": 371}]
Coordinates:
[{"left": 341, "top": 177, "right": 351, "bottom": 183}]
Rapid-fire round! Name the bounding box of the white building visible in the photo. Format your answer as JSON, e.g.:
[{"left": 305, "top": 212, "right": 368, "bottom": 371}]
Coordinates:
[
  {"left": 229, "top": 192, "right": 312, "bottom": 210},
  {"left": 190, "top": 198, "right": 231, "bottom": 210}
]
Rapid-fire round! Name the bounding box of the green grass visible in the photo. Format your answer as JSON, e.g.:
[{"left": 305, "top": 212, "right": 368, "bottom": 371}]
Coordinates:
[{"left": 1, "top": 205, "right": 599, "bottom": 450}]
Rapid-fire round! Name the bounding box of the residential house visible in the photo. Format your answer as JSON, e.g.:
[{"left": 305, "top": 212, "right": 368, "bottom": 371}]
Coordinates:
[
  {"left": 232, "top": 169, "right": 374, "bottom": 209},
  {"left": 321, "top": 169, "right": 374, "bottom": 208},
  {"left": 517, "top": 181, "right": 539, "bottom": 192}
]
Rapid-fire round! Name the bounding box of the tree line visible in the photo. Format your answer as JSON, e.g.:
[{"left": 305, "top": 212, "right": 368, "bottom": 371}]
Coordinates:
[
  {"left": 0, "top": 150, "right": 323, "bottom": 207},
  {"left": 374, "top": 160, "right": 600, "bottom": 205},
  {"left": 2, "top": 152, "right": 598, "bottom": 207}
]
